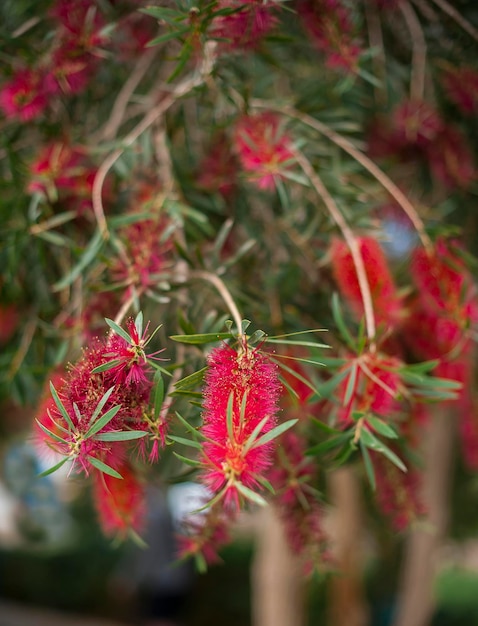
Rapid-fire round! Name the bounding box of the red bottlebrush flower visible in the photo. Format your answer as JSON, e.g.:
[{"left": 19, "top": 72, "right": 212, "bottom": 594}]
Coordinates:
[
  {"left": 177, "top": 507, "right": 232, "bottom": 567},
  {"left": 0, "top": 304, "right": 18, "bottom": 344},
  {"left": 336, "top": 352, "right": 402, "bottom": 426},
  {"left": 200, "top": 340, "right": 281, "bottom": 508},
  {"left": 425, "top": 125, "right": 475, "bottom": 190},
  {"left": 211, "top": 0, "right": 278, "bottom": 50},
  {"left": 234, "top": 112, "right": 294, "bottom": 190},
  {"left": 298, "top": 0, "right": 362, "bottom": 73},
  {"left": 441, "top": 65, "right": 478, "bottom": 115},
  {"left": 392, "top": 100, "right": 443, "bottom": 149},
  {"left": 111, "top": 215, "right": 174, "bottom": 292},
  {"left": 373, "top": 450, "right": 426, "bottom": 530},
  {"left": 34, "top": 369, "right": 67, "bottom": 450},
  {"left": 49, "top": 43, "right": 97, "bottom": 95},
  {"left": 197, "top": 133, "right": 238, "bottom": 199},
  {"left": 93, "top": 463, "right": 146, "bottom": 537},
  {"left": 51, "top": 0, "right": 107, "bottom": 49},
  {"left": 0, "top": 68, "right": 50, "bottom": 122},
  {"left": 330, "top": 236, "right": 404, "bottom": 332}
]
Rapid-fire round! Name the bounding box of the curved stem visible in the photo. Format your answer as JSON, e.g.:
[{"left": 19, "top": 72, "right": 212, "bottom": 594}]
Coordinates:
[
  {"left": 252, "top": 99, "right": 433, "bottom": 254},
  {"left": 190, "top": 270, "right": 243, "bottom": 337},
  {"left": 400, "top": 0, "right": 427, "bottom": 102},
  {"left": 294, "top": 150, "right": 376, "bottom": 346},
  {"left": 429, "top": 0, "right": 478, "bottom": 43},
  {"left": 92, "top": 42, "right": 217, "bottom": 240}
]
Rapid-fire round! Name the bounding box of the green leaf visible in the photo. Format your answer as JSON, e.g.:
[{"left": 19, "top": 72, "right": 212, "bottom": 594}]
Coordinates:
[
  {"left": 105, "top": 318, "right": 132, "bottom": 344},
  {"left": 360, "top": 429, "right": 407, "bottom": 472},
  {"left": 343, "top": 361, "right": 358, "bottom": 407},
  {"left": 235, "top": 482, "right": 267, "bottom": 507},
  {"left": 174, "top": 367, "right": 207, "bottom": 390},
  {"left": 88, "top": 456, "right": 123, "bottom": 479},
  {"left": 226, "top": 391, "right": 235, "bottom": 442},
  {"left": 168, "top": 435, "right": 202, "bottom": 449},
  {"left": 367, "top": 415, "right": 398, "bottom": 439},
  {"left": 170, "top": 332, "right": 232, "bottom": 344},
  {"left": 266, "top": 338, "right": 330, "bottom": 349},
  {"left": 310, "top": 417, "right": 341, "bottom": 434},
  {"left": 85, "top": 405, "right": 122, "bottom": 438},
  {"left": 173, "top": 452, "right": 202, "bottom": 467},
  {"left": 37, "top": 456, "right": 69, "bottom": 477},
  {"left": 53, "top": 229, "right": 104, "bottom": 291},
  {"left": 273, "top": 359, "right": 321, "bottom": 397},
  {"left": 146, "top": 27, "right": 190, "bottom": 46},
  {"left": 140, "top": 7, "right": 185, "bottom": 22},
  {"left": 331, "top": 293, "right": 357, "bottom": 351},
  {"left": 360, "top": 440, "right": 376, "bottom": 491},
  {"left": 135, "top": 311, "right": 143, "bottom": 339},
  {"left": 307, "top": 433, "right": 351, "bottom": 456},
  {"left": 93, "top": 431, "right": 148, "bottom": 442},
  {"left": 316, "top": 369, "right": 349, "bottom": 400},
  {"left": 35, "top": 419, "right": 69, "bottom": 444},
  {"left": 249, "top": 419, "right": 298, "bottom": 450},
  {"left": 256, "top": 475, "right": 276, "bottom": 494},
  {"left": 91, "top": 359, "right": 123, "bottom": 374},
  {"left": 49, "top": 382, "right": 75, "bottom": 431},
  {"left": 89, "top": 386, "right": 116, "bottom": 425}
]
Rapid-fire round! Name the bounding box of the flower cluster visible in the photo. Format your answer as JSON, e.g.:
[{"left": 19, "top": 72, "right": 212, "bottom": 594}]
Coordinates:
[
  {"left": 200, "top": 339, "right": 281, "bottom": 509},
  {"left": 35, "top": 315, "right": 166, "bottom": 534},
  {"left": 210, "top": 0, "right": 279, "bottom": 50},
  {"left": 234, "top": 112, "right": 294, "bottom": 191},
  {"left": 298, "top": 0, "right": 362, "bottom": 72}
]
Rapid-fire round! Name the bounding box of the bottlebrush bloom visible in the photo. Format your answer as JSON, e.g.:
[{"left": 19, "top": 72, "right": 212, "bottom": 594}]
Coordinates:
[
  {"left": 373, "top": 450, "right": 426, "bottom": 531},
  {"left": 298, "top": 0, "right": 362, "bottom": 73},
  {"left": 0, "top": 304, "right": 18, "bottom": 345},
  {"left": 336, "top": 352, "right": 402, "bottom": 426},
  {"left": 0, "top": 68, "right": 50, "bottom": 122},
  {"left": 200, "top": 340, "right": 281, "bottom": 508},
  {"left": 392, "top": 100, "right": 443, "bottom": 149},
  {"left": 93, "top": 462, "right": 146, "bottom": 537},
  {"left": 425, "top": 125, "right": 475, "bottom": 190},
  {"left": 177, "top": 507, "right": 232, "bottom": 567},
  {"left": 197, "top": 133, "right": 238, "bottom": 199},
  {"left": 330, "top": 237, "right": 404, "bottom": 332},
  {"left": 50, "top": 0, "right": 107, "bottom": 49},
  {"left": 234, "top": 112, "right": 294, "bottom": 190},
  {"left": 111, "top": 215, "right": 174, "bottom": 292},
  {"left": 210, "top": 0, "right": 278, "bottom": 50},
  {"left": 441, "top": 65, "right": 478, "bottom": 115}
]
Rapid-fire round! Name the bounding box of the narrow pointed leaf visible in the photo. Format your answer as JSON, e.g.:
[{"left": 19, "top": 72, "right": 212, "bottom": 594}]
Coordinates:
[
  {"left": 93, "top": 430, "right": 148, "bottom": 442},
  {"left": 250, "top": 419, "right": 298, "bottom": 450},
  {"left": 360, "top": 441, "right": 376, "bottom": 491},
  {"left": 153, "top": 371, "right": 165, "bottom": 420},
  {"left": 168, "top": 435, "right": 202, "bottom": 449},
  {"left": 236, "top": 482, "right": 267, "bottom": 506},
  {"left": 85, "top": 405, "right": 122, "bottom": 438},
  {"left": 89, "top": 386, "right": 116, "bottom": 425},
  {"left": 88, "top": 456, "right": 123, "bottom": 479},
  {"left": 170, "top": 332, "right": 231, "bottom": 344},
  {"left": 38, "top": 456, "right": 69, "bottom": 477},
  {"left": 243, "top": 415, "right": 270, "bottom": 453},
  {"left": 343, "top": 362, "right": 358, "bottom": 407},
  {"left": 35, "top": 419, "right": 69, "bottom": 444},
  {"left": 360, "top": 429, "right": 407, "bottom": 472},
  {"left": 367, "top": 415, "right": 398, "bottom": 439},
  {"left": 91, "top": 359, "right": 123, "bottom": 374},
  {"left": 173, "top": 452, "right": 202, "bottom": 467},
  {"left": 105, "top": 318, "right": 132, "bottom": 344},
  {"left": 49, "top": 382, "right": 75, "bottom": 431}
]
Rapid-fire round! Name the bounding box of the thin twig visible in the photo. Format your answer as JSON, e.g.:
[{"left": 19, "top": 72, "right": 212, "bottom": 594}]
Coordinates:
[
  {"left": 293, "top": 150, "right": 377, "bottom": 346},
  {"left": 429, "top": 0, "right": 478, "bottom": 43},
  {"left": 113, "top": 286, "right": 146, "bottom": 326},
  {"left": 96, "top": 48, "right": 158, "bottom": 143},
  {"left": 253, "top": 100, "right": 433, "bottom": 254},
  {"left": 399, "top": 0, "right": 427, "bottom": 102},
  {"left": 365, "top": 0, "right": 387, "bottom": 106},
  {"left": 8, "top": 317, "right": 37, "bottom": 379},
  {"left": 190, "top": 270, "right": 243, "bottom": 336},
  {"left": 92, "top": 42, "right": 217, "bottom": 240}
]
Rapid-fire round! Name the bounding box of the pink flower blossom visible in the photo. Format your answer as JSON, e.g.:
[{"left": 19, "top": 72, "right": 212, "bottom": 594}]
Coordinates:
[
  {"left": 200, "top": 340, "right": 281, "bottom": 509},
  {"left": 234, "top": 112, "right": 294, "bottom": 190},
  {"left": 0, "top": 68, "right": 50, "bottom": 121},
  {"left": 211, "top": 0, "right": 278, "bottom": 50},
  {"left": 441, "top": 65, "right": 478, "bottom": 115}
]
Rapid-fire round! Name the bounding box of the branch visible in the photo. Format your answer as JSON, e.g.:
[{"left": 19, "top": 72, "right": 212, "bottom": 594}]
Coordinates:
[
  {"left": 399, "top": 0, "right": 427, "bottom": 102},
  {"left": 92, "top": 42, "right": 217, "bottom": 240},
  {"left": 429, "top": 0, "right": 478, "bottom": 43},
  {"left": 190, "top": 270, "right": 243, "bottom": 337},
  {"left": 253, "top": 100, "right": 433, "bottom": 254},
  {"left": 293, "top": 150, "right": 377, "bottom": 345}
]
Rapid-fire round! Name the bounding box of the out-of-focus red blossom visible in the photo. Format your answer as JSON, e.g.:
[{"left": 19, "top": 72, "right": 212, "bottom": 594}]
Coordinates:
[
  {"left": 28, "top": 142, "right": 111, "bottom": 214},
  {"left": 336, "top": 352, "right": 402, "bottom": 426},
  {"left": 234, "top": 112, "right": 294, "bottom": 190},
  {"left": 404, "top": 239, "right": 478, "bottom": 382},
  {"left": 0, "top": 68, "right": 51, "bottom": 121},
  {"left": 114, "top": 12, "right": 158, "bottom": 59},
  {"left": 177, "top": 508, "right": 231, "bottom": 565},
  {"left": 93, "top": 463, "right": 146, "bottom": 536},
  {"left": 0, "top": 304, "right": 18, "bottom": 344},
  {"left": 441, "top": 65, "right": 478, "bottom": 115},
  {"left": 49, "top": 44, "right": 98, "bottom": 95},
  {"left": 392, "top": 100, "right": 443, "bottom": 149},
  {"left": 298, "top": 0, "right": 362, "bottom": 73},
  {"left": 211, "top": 0, "right": 278, "bottom": 50},
  {"left": 35, "top": 319, "right": 160, "bottom": 474},
  {"left": 201, "top": 340, "right": 281, "bottom": 509},
  {"left": 373, "top": 450, "right": 426, "bottom": 530},
  {"left": 197, "top": 133, "right": 238, "bottom": 199},
  {"left": 111, "top": 214, "right": 173, "bottom": 293},
  {"left": 330, "top": 237, "right": 404, "bottom": 331},
  {"left": 50, "top": 0, "right": 107, "bottom": 48},
  {"left": 425, "top": 125, "right": 475, "bottom": 190}
]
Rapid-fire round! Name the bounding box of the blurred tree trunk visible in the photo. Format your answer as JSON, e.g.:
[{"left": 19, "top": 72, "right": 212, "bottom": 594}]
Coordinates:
[
  {"left": 251, "top": 505, "right": 305, "bottom": 626},
  {"left": 392, "top": 408, "right": 454, "bottom": 626},
  {"left": 328, "top": 466, "right": 369, "bottom": 626}
]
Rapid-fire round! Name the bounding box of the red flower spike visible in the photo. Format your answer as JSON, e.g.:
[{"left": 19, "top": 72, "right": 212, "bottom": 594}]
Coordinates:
[
  {"left": 425, "top": 125, "right": 475, "bottom": 190},
  {"left": 330, "top": 236, "right": 404, "bottom": 332},
  {"left": 0, "top": 68, "right": 50, "bottom": 122},
  {"left": 392, "top": 100, "right": 443, "bottom": 149},
  {"left": 298, "top": 0, "right": 362, "bottom": 73},
  {"left": 211, "top": 1, "right": 278, "bottom": 51},
  {"left": 441, "top": 65, "right": 478, "bottom": 115},
  {"left": 234, "top": 112, "right": 294, "bottom": 191},
  {"left": 93, "top": 463, "right": 146, "bottom": 537},
  {"left": 200, "top": 340, "right": 281, "bottom": 509}
]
